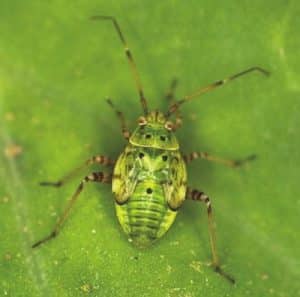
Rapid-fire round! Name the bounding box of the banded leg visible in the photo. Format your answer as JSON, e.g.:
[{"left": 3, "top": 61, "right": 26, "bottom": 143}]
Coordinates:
[
  {"left": 184, "top": 151, "right": 256, "bottom": 168},
  {"left": 166, "top": 67, "right": 269, "bottom": 117},
  {"left": 186, "top": 187, "right": 235, "bottom": 284},
  {"left": 40, "top": 155, "right": 114, "bottom": 187},
  {"left": 32, "top": 172, "right": 112, "bottom": 248},
  {"left": 91, "top": 15, "right": 148, "bottom": 115},
  {"left": 106, "top": 98, "right": 130, "bottom": 139},
  {"left": 164, "top": 78, "right": 182, "bottom": 130}
]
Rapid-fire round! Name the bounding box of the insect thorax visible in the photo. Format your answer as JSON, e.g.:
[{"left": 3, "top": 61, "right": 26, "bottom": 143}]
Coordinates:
[
  {"left": 130, "top": 112, "right": 179, "bottom": 150},
  {"left": 112, "top": 124, "right": 187, "bottom": 247}
]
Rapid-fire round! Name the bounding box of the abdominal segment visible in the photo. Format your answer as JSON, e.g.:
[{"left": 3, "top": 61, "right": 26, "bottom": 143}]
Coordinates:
[{"left": 115, "top": 179, "right": 177, "bottom": 248}]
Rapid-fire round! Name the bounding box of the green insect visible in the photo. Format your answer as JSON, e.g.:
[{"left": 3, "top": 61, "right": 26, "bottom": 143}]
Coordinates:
[{"left": 32, "top": 16, "right": 269, "bottom": 284}]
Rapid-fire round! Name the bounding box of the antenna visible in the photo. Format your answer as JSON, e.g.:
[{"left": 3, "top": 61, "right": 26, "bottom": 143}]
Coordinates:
[
  {"left": 165, "top": 67, "right": 269, "bottom": 117},
  {"left": 91, "top": 15, "right": 149, "bottom": 115}
]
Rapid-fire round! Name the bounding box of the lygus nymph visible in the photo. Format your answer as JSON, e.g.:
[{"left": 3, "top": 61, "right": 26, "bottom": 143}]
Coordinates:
[{"left": 32, "top": 16, "right": 269, "bottom": 284}]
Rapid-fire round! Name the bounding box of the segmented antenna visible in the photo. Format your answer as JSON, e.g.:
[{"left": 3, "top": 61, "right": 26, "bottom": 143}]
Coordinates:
[
  {"left": 165, "top": 67, "right": 269, "bottom": 118},
  {"left": 91, "top": 15, "right": 149, "bottom": 115}
]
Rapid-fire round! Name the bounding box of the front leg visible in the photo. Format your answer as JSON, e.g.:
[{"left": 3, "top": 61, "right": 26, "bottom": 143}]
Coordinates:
[
  {"left": 164, "top": 78, "right": 182, "bottom": 130},
  {"left": 186, "top": 187, "right": 235, "bottom": 284}
]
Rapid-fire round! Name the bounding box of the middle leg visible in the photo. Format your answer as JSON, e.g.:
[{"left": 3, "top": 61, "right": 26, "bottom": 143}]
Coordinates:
[
  {"left": 183, "top": 151, "right": 256, "bottom": 168},
  {"left": 40, "top": 155, "right": 115, "bottom": 187}
]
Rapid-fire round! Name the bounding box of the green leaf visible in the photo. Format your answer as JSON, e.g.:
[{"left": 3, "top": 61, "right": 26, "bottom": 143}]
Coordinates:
[{"left": 1, "top": 1, "right": 299, "bottom": 296}]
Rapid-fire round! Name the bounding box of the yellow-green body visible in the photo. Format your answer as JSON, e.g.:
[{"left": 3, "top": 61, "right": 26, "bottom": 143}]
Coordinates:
[{"left": 112, "top": 112, "right": 187, "bottom": 247}]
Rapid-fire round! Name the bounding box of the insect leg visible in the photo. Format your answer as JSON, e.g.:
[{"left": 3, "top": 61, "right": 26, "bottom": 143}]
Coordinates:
[
  {"left": 165, "top": 78, "right": 178, "bottom": 101},
  {"left": 32, "top": 171, "right": 112, "bottom": 248},
  {"left": 91, "top": 15, "right": 148, "bottom": 115},
  {"left": 164, "top": 78, "right": 182, "bottom": 129},
  {"left": 166, "top": 67, "right": 269, "bottom": 117},
  {"left": 186, "top": 187, "right": 235, "bottom": 284},
  {"left": 40, "top": 155, "right": 114, "bottom": 187},
  {"left": 106, "top": 98, "right": 130, "bottom": 139},
  {"left": 183, "top": 152, "right": 256, "bottom": 168}
]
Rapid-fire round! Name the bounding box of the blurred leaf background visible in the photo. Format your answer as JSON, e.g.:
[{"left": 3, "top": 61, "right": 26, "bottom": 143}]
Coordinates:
[{"left": 0, "top": 1, "right": 299, "bottom": 296}]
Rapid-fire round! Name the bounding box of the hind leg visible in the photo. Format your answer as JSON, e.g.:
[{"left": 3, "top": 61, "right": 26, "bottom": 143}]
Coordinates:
[
  {"left": 32, "top": 172, "right": 112, "bottom": 248},
  {"left": 186, "top": 187, "right": 235, "bottom": 284}
]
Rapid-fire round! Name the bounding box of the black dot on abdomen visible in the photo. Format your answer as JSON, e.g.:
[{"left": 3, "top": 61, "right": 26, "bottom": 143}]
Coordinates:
[{"left": 146, "top": 188, "right": 153, "bottom": 194}]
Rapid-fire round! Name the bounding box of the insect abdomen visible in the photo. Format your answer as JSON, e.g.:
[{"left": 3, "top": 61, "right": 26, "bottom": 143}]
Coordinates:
[{"left": 115, "top": 179, "right": 177, "bottom": 248}]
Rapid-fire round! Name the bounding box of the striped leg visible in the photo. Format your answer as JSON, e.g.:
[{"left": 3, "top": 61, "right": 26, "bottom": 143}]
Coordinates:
[
  {"left": 186, "top": 187, "right": 235, "bottom": 284},
  {"left": 184, "top": 151, "right": 256, "bottom": 168},
  {"left": 32, "top": 172, "right": 112, "bottom": 248},
  {"left": 40, "top": 155, "right": 114, "bottom": 187},
  {"left": 164, "top": 78, "right": 182, "bottom": 130},
  {"left": 106, "top": 98, "right": 130, "bottom": 139}
]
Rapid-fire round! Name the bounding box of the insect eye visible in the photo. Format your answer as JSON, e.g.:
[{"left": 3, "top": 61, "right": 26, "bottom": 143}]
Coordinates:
[
  {"left": 164, "top": 121, "right": 174, "bottom": 131},
  {"left": 139, "top": 152, "right": 144, "bottom": 159},
  {"left": 145, "top": 134, "right": 152, "bottom": 139},
  {"left": 160, "top": 135, "right": 166, "bottom": 141},
  {"left": 138, "top": 116, "right": 147, "bottom": 126},
  {"left": 162, "top": 155, "right": 168, "bottom": 161},
  {"left": 146, "top": 188, "right": 153, "bottom": 194}
]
